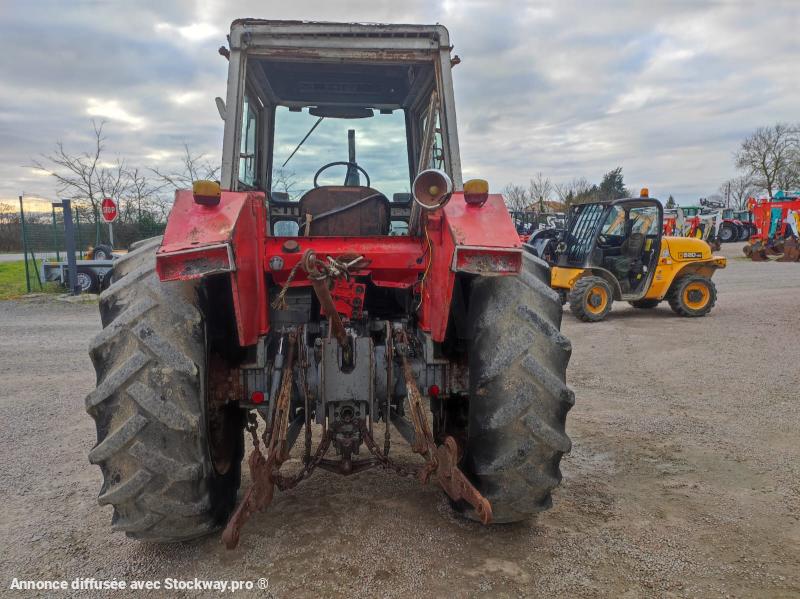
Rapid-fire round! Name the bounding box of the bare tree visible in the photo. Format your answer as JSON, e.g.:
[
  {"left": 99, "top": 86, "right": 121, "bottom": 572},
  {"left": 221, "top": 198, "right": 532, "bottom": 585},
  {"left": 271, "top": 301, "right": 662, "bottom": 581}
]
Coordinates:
[
  {"left": 555, "top": 176, "right": 593, "bottom": 208},
  {"left": 32, "top": 120, "right": 129, "bottom": 220},
  {"left": 123, "top": 167, "right": 169, "bottom": 222},
  {"left": 720, "top": 175, "right": 757, "bottom": 210},
  {"left": 502, "top": 183, "right": 529, "bottom": 212},
  {"left": 151, "top": 144, "right": 220, "bottom": 190},
  {"left": 272, "top": 168, "right": 299, "bottom": 199},
  {"left": 528, "top": 173, "right": 553, "bottom": 211},
  {"left": 735, "top": 123, "right": 799, "bottom": 198},
  {"left": 0, "top": 202, "right": 19, "bottom": 225}
]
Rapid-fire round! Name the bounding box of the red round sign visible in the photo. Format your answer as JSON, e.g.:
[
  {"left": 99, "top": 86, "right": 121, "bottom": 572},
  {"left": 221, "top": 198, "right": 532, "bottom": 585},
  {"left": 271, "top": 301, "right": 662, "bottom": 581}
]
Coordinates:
[{"left": 101, "top": 198, "right": 118, "bottom": 223}]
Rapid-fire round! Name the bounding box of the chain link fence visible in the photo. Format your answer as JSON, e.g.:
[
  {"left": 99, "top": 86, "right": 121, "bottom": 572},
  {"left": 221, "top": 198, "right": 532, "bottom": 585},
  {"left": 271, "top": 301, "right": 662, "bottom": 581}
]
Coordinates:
[{"left": 3, "top": 197, "right": 166, "bottom": 293}]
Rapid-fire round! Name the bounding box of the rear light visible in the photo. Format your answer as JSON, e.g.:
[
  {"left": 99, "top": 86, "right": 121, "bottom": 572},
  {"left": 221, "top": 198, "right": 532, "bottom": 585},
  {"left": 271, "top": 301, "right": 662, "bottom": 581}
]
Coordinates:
[
  {"left": 251, "top": 391, "right": 265, "bottom": 404},
  {"left": 464, "top": 179, "right": 489, "bottom": 206},
  {"left": 428, "top": 384, "right": 440, "bottom": 398},
  {"left": 193, "top": 180, "right": 221, "bottom": 206}
]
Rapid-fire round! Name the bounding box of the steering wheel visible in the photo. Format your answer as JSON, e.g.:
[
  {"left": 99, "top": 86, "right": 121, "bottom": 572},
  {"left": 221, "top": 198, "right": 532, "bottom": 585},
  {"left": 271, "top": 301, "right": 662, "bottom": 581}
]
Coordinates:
[{"left": 313, "top": 161, "right": 371, "bottom": 188}]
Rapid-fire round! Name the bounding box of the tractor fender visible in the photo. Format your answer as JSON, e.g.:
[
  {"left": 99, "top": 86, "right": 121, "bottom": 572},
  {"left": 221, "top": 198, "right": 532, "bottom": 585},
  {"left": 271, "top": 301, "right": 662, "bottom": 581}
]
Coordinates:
[{"left": 156, "top": 189, "right": 268, "bottom": 347}]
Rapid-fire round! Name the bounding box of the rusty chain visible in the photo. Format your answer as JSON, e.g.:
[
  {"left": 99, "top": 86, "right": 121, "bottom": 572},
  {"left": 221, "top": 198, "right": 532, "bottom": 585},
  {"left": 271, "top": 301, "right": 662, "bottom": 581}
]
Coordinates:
[{"left": 359, "top": 420, "right": 418, "bottom": 479}]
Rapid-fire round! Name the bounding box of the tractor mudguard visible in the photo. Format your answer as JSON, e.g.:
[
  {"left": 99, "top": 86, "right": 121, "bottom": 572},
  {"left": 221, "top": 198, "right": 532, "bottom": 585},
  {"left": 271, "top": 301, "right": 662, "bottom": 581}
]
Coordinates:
[
  {"left": 156, "top": 189, "right": 268, "bottom": 346},
  {"left": 420, "top": 192, "right": 523, "bottom": 340}
]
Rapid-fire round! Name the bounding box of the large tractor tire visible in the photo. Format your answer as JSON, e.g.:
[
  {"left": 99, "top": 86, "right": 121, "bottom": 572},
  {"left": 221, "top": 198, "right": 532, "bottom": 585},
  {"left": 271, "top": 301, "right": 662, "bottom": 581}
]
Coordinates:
[
  {"left": 568, "top": 275, "right": 613, "bottom": 322},
  {"left": 667, "top": 274, "right": 717, "bottom": 317},
  {"left": 86, "top": 238, "right": 243, "bottom": 542},
  {"left": 464, "top": 253, "right": 573, "bottom": 523}
]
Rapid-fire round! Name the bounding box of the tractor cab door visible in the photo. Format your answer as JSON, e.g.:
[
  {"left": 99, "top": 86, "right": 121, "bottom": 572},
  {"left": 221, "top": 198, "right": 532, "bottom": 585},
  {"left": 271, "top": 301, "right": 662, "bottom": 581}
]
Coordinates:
[{"left": 594, "top": 201, "right": 662, "bottom": 295}]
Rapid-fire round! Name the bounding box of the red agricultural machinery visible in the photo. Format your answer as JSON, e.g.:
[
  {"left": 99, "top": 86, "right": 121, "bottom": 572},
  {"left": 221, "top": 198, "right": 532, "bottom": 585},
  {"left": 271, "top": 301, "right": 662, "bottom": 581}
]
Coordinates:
[
  {"left": 719, "top": 208, "right": 756, "bottom": 242},
  {"left": 662, "top": 204, "right": 723, "bottom": 250},
  {"left": 86, "top": 20, "right": 573, "bottom": 548},
  {"left": 743, "top": 192, "right": 800, "bottom": 261}
]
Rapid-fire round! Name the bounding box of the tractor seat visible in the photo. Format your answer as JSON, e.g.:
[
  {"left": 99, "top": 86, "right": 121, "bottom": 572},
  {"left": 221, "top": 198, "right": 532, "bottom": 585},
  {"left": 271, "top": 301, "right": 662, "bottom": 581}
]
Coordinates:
[
  {"left": 298, "top": 186, "right": 390, "bottom": 236},
  {"left": 604, "top": 232, "right": 645, "bottom": 280}
]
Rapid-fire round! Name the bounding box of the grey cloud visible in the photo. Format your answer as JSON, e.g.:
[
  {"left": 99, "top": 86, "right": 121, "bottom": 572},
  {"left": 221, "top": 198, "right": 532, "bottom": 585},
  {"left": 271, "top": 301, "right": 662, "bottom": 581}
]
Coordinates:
[{"left": 1, "top": 0, "right": 798, "bottom": 206}]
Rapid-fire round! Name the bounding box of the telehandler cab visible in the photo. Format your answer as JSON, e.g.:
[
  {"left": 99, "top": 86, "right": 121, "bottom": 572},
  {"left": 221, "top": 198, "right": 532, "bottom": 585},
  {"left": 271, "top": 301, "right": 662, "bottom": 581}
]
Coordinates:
[
  {"left": 530, "top": 190, "right": 727, "bottom": 322},
  {"left": 86, "top": 20, "right": 573, "bottom": 547}
]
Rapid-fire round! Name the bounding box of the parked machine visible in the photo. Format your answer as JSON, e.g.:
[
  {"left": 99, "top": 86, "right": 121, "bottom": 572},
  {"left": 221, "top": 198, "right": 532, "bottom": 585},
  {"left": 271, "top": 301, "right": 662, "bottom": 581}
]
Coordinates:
[
  {"left": 530, "top": 190, "right": 726, "bottom": 321},
  {"left": 733, "top": 210, "right": 758, "bottom": 240},
  {"left": 85, "top": 20, "right": 574, "bottom": 547},
  {"left": 743, "top": 192, "right": 800, "bottom": 261},
  {"left": 661, "top": 202, "right": 723, "bottom": 249},
  {"left": 510, "top": 210, "right": 566, "bottom": 242},
  {"left": 41, "top": 257, "right": 114, "bottom": 293},
  {"left": 719, "top": 208, "right": 750, "bottom": 243}
]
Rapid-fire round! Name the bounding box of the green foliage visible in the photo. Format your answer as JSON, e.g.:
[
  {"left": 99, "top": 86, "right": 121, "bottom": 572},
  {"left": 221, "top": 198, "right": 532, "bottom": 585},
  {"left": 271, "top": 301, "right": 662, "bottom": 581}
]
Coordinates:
[
  {"left": 666, "top": 195, "right": 676, "bottom": 208},
  {"left": 598, "top": 167, "right": 629, "bottom": 201}
]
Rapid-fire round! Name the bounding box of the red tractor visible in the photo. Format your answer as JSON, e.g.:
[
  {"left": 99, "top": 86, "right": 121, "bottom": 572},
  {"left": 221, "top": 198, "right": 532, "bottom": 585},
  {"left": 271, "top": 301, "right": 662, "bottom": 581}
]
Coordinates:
[
  {"left": 86, "top": 20, "right": 573, "bottom": 547},
  {"left": 744, "top": 193, "right": 800, "bottom": 261}
]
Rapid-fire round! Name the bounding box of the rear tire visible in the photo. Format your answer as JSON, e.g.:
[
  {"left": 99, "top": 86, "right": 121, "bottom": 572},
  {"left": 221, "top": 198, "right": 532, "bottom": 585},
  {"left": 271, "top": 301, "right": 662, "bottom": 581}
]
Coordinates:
[
  {"left": 628, "top": 298, "right": 659, "bottom": 309},
  {"left": 86, "top": 237, "right": 243, "bottom": 542},
  {"left": 719, "top": 223, "right": 736, "bottom": 243},
  {"left": 737, "top": 226, "right": 750, "bottom": 241},
  {"left": 568, "top": 276, "right": 613, "bottom": 322},
  {"left": 92, "top": 244, "right": 113, "bottom": 260},
  {"left": 76, "top": 267, "right": 100, "bottom": 293},
  {"left": 667, "top": 275, "right": 717, "bottom": 317},
  {"left": 463, "top": 254, "right": 573, "bottom": 523}
]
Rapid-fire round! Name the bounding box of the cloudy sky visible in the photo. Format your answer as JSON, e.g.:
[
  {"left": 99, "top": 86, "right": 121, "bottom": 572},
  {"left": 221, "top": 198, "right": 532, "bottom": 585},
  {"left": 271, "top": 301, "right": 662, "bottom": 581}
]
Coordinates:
[{"left": 1, "top": 0, "right": 798, "bottom": 210}]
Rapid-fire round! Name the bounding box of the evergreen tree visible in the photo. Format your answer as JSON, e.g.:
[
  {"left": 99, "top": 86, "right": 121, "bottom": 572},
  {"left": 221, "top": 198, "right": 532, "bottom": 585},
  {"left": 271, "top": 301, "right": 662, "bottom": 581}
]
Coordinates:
[
  {"left": 665, "top": 195, "right": 676, "bottom": 208},
  {"left": 598, "top": 167, "right": 628, "bottom": 201}
]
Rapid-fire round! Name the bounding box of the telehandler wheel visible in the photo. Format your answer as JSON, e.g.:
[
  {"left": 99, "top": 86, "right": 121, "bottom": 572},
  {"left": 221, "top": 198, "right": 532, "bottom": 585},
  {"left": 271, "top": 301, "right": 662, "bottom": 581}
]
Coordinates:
[
  {"left": 568, "top": 276, "right": 613, "bottom": 322},
  {"left": 628, "top": 299, "right": 659, "bottom": 309},
  {"left": 667, "top": 275, "right": 717, "bottom": 317},
  {"left": 86, "top": 237, "right": 243, "bottom": 542},
  {"left": 463, "top": 253, "right": 574, "bottom": 523}
]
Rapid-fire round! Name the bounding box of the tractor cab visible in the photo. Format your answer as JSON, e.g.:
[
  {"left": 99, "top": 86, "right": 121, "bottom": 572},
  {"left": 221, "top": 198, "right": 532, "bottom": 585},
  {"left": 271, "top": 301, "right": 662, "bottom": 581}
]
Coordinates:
[
  {"left": 681, "top": 206, "right": 701, "bottom": 217},
  {"left": 555, "top": 194, "right": 662, "bottom": 297},
  {"left": 217, "top": 21, "right": 462, "bottom": 239}
]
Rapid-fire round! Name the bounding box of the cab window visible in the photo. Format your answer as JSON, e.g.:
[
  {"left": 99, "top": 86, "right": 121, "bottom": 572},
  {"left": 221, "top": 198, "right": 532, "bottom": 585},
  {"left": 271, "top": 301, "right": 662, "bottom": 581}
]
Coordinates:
[
  {"left": 238, "top": 95, "right": 259, "bottom": 187},
  {"left": 600, "top": 206, "right": 626, "bottom": 236},
  {"left": 630, "top": 207, "right": 659, "bottom": 235}
]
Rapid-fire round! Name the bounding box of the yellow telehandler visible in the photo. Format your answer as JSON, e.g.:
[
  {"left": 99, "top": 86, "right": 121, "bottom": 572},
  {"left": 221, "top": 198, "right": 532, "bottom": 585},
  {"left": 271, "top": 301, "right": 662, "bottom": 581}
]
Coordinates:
[{"left": 527, "top": 190, "right": 727, "bottom": 321}]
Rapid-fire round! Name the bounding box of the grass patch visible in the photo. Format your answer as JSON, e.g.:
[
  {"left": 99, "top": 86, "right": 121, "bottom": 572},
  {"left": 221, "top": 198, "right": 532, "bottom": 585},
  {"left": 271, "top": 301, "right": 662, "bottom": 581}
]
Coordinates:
[{"left": 0, "top": 261, "right": 61, "bottom": 300}]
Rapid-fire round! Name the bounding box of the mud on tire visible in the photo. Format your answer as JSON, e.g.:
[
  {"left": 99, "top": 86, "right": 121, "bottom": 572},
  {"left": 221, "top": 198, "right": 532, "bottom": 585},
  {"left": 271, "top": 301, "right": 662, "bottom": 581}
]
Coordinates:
[
  {"left": 86, "top": 237, "right": 242, "bottom": 542},
  {"left": 464, "top": 253, "right": 574, "bottom": 523}
]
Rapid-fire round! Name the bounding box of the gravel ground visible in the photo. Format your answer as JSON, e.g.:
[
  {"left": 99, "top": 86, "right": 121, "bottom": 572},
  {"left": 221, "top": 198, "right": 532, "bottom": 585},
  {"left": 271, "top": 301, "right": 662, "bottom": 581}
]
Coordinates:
[{"left": 0, "top": 242, "right": 798, "bottom": 598}]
